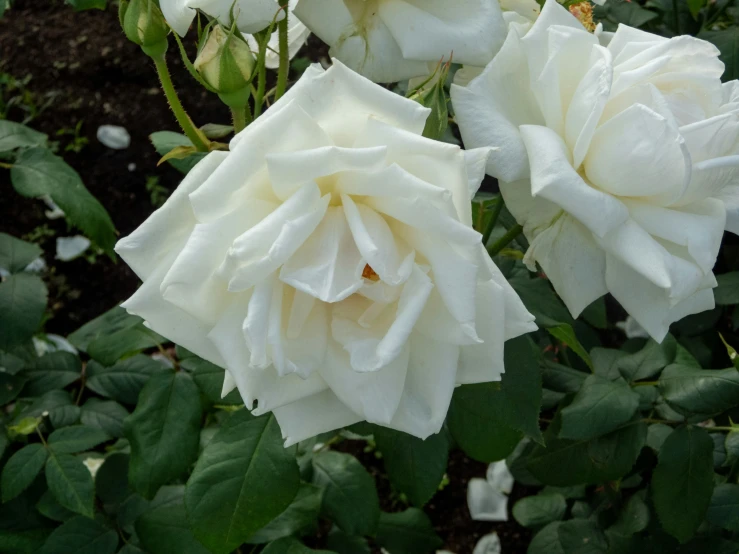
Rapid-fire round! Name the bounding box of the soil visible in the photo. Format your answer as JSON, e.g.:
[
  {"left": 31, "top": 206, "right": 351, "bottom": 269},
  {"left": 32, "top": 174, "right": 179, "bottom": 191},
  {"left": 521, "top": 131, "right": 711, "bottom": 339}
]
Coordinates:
[
  {"left": 0, "top": 2, "right": 533, "bottom": 552},
  {"left": 334, "top": 441, "right": 533, "bottom": 554}
]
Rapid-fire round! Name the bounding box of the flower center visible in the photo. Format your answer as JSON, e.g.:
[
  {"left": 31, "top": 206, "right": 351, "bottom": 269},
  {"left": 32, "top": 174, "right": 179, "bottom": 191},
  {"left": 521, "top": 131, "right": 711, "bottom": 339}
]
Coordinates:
[{"left": 362, "top": 264, "right": 380, "bottom": 281}]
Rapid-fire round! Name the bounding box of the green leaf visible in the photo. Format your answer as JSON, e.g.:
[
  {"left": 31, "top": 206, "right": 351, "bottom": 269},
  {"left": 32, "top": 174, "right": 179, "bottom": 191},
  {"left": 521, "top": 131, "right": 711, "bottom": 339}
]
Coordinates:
[
  {"left": 136, "top": 489, "right": 210, "bottom": 554},
  {"left": 0, "top": 529, "right": 51, "bottom": 554},
  {"left": 45, "top": 453, "right": 95, "bottom": 517},
  {"left": 186, "top": 411, "right": 300, "bottom": 554},
  {"left": 68, "top": 306, "right": 142, "bottom": 351},
  {"left": 590, "top": 348, "right": 627, "bottom": 381},
  {"left": 528, "top": 522, "right": 565, "bottom": 554},
  {"left": 0, "top": 121, "right": 47, "bottom": 152},
  {"left": 80, "top": 398, "right": 128, "bottom": 438},
  {"left": 87, "top": 324, "right": 166, "bottom": 366},
  {"left": 699, "top": 28, "right": 738, "bottom": 82},
  {"left": 542, "top": 361, "right": 587, "bottom": 393},
  {"left": 646, "top": 423, "right": 673, "bottom": 452},
  {"left": 512, "top": 493, "right": 567, "bottom": 528},
  {"left": 559, "top": 375, "right": 640, "bottom": 440},
  {"left": 558, "top": 519, "right": 608, "bottom": 553},
  {"left": 248, "top": 483, "right": 323, "bottom": 544},
  {"left": 0, "top": 233, "right": 42, "bottom": 273},
  {"left": 181, "top": 355, "right": 243, "bottom": 405},
  {"left": 527, "top": 415, "right": 646, "bottom": 486},
  {"left": 125, "top": 371, "right": 202, "bottom": 498},
  {"left": 375, "top": 508, "right": 443, "bottom": 554},
  {"left": 326, "top": 528, "right": 371, "bottom": 554},
  {"left": 687, "top": 0, "right": 706, "bottom": 18},
  {"left": 715, "top": 272, "right": 739, "bottom": 305},
  {"left": 16, "top": 390, "right": 77, "bottom": 428},
  {"left": 36, "top": 489, "right": 76, "bottom": 522},
  {"left": 86, "top": 355, "right": 168, "bottom": 405},
  {"left": 610, "top": 490, "right": 650, "bottom": 536},
  {"left": 65, "top": 0, "right": 107, "bottom": 10},
  {"left": 706, "top": 483, "right": 739, "bottom": 531},
  {"left": 312, "top": 450, "right": 380, "bottom": 536},
  {"left": 652, "top": 425, "right": 714, "bottom": 543},
  {"left": 261, "top": 537, "right": 334, "bottom": 554},
  {"left": 616, "top": 336, "right": 677, "bottom": 382},
  {"left": 0, "top": 273, "right": 48, "bottom": 350},
  {"left": 150, "top": 132, "right": 206, "bottom": 174},
  {"left": 595, "top": 0, "right": 658, "bottom": 29},
  {"left": 448, "top": 382, "right": 522, "bottom": 462},
  {"left": 548, "top": 324, "right": 593, "bottom": 371},
  {"left": 725, "top": 431, "right": 739, "bottom": 467},
  {"left": 659, "top": 365, "right": 739, "bottom": 417},
  {"left": 48, "top": 425, "right": 109, "bottom": 454},
  {"left": 509, "top": 275, "right": 573, "bottom": 328},
  {"left": 0, "top": 372, "right": 28, "bottom": 405},
  {"left": 720, "top": 334, "right": 739, "bottom": 369},
  {"left": 374, "top": 427, "right": 448, "bottom": 507},
  {"left": 415, "top": 63, "right": 450, "bottom": 140},
  {"left": 22, "top": 352, "right": 81, "bottom": 396},
  {"left": 11, "top": 148, "right": 116, "bottom": 256},
  {"left": 38, "top": 516, "right": 117, "bottom": 554},
  {"left": 95, "top": 453, "right": 130, "bottom": 506},
  {"left": 1, "top": 443, "right": 48, "bottom": 502},
  {"left": 448, "top": 336, "right": 542, "bottom": 461}
]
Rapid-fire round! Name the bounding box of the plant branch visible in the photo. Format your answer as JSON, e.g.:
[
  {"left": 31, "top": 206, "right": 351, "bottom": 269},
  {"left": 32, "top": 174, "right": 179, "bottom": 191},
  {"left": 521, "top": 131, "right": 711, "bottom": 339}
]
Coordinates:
[
  {"left": 253, "top": 33, "right": 269, "bottom": 118},
  {"left": 231, "top": 107, "right": 247, "bottom": 134},
  {"left": 275, "top": 3, "right": 289, "bottom": 100},
  {"left": 153, "top": 56, "right": 210, "bottom": 152},
  {"left": 487, "top": 224, "right": 523, "bottom": 257}
]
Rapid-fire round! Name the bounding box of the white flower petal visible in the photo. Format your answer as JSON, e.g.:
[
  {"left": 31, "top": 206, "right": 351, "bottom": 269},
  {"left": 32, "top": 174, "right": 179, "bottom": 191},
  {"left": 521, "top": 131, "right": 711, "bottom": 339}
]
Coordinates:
[
  {"left": 451, "top": 28, "right": 542, "bottom": 182},
  {"left": 331, "top": 265, "right": 433, "bottom": 373},
  {"left": 521, "top": 124, "right": 629, "bottom": 238},
  {"left": 606, "top": 255, "right": 716, "bottom": 342},
  {"left": 280, "top": 207, "right": 365, "bottom": 303},
  {"left": 341, "top": 196, "right": 415, "bottom": 287},
  {"left": 273, "top": 389, "right": 363, "bottom": 447},
  {"left": 388, "top": 333, "right": 459, "bottom": 439},
  {"left": 318, "top": 340, "right": 409, "bottom": 426},
  {"left": 584, "top": 103, "right": 690, "bottom": 202},
  {"left": 526, "top": 214, "right": 608, "bottom": 319},
  {"left": 115, "top": 152, "right": 228, "bottom": 280}
]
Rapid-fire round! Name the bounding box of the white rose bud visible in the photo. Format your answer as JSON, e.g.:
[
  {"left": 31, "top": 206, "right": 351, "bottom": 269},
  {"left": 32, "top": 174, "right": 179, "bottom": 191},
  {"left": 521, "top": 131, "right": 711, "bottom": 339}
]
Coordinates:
[
  {"left": 119, "top": 0, "right": 170, "bottom": 57},
  {"left": 293, "top": 0, "right": 508, "bottom": 83},
  {"left": 452, "top": 0, "right": 739, "bottom": 342},
  {"left": 194, "top": 25, "right": 255, "bottom": 107},
  {"left": 116, "top": 60, "right": 536, "bottom": 446}
]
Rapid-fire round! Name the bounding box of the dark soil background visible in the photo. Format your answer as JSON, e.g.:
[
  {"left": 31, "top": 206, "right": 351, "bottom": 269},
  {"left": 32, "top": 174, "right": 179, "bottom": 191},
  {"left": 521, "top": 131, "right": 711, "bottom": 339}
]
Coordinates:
[{"left": 0, "top": 1, "right": 532, "bottom": 552}]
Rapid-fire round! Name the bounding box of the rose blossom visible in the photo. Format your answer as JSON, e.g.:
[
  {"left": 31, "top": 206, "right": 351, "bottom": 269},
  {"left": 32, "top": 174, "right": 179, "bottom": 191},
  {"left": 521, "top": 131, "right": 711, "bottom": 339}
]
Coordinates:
[
  {"left": 452, "top": 0, "right": 739, "bottom": 342},
  {"left": 293, "top": 0, "right": 508, "bottom": 83},
  {"left": 161, "top": 0, "right": 286, "bottom": 37},
  {"left": 116, "top": 60, "right": 536, "bottom": 445}
]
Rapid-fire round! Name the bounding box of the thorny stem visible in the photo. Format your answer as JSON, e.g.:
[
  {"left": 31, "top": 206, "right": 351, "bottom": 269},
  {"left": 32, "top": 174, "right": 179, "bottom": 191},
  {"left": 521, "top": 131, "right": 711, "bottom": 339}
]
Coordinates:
[
  {"left": 253, "top": 33, "right": 269, "bottom": 118},
  {"left": 487, "top": 224, "right": 523, "bottom": 257},
  {"left": 0, "top": 162, "right": 13, "bottom": 169},
  {"left": 231, "top": 107, "right": 247, "bottom": 134},
  {"left": 275, "top": 3, "right": 290, "bottom": 101},
  {"left": 35, "top": 425, "right": 47, "bottom": 447},
  {"left": 153, "top": 56, "right": 210, "bottom": 152}
]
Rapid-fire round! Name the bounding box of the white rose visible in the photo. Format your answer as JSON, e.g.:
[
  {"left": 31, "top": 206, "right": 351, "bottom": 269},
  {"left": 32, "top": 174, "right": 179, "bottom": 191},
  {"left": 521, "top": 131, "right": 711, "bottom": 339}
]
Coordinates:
[
  {"left": 116, "top": 60, "right": 536, "bottom": 445},
  {"left": 244, "top": 0, "right": 310, "bottom": 70},
  {"left": 292, "top": 0, "right": 507, "bottom": 83},
  {"left": 161, "top": 0, "right": 286, "bottom": 37},
  {"left": 452, "top": 0, "right": 739, "bottom": 342}
]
